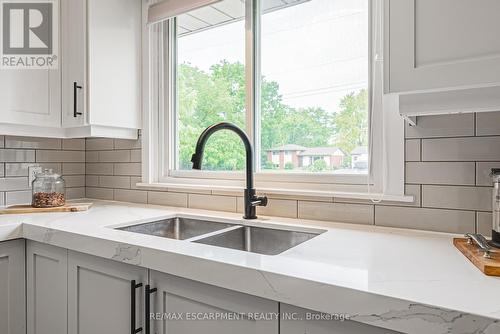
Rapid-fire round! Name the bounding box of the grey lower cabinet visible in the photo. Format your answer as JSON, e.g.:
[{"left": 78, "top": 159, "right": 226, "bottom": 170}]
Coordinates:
[
  {"left": 149, "top": 270, "right": 279, "bottom": 334},
  {"left": 26, "top": 241, "right": 67, "bottom": 334},
  {"left": 24, "top": 242, "right": 399, "bottom": 334},
  {"left": 67, "top": 250, "right": 148, "bottom": 334},
  {"left": 0, "top": 239, "right": 26, "bottom": 334},
  {"left": 280, "top": 304, "right": 399, "bottom": 334}
]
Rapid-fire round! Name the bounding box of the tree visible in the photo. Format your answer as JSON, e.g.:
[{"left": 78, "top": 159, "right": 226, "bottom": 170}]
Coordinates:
[
  {"left": 332, "top": 89, "right": 368, "bottom": 155},
  {"left": 177, "top": 60, "right": 367, "bottom": 171}
]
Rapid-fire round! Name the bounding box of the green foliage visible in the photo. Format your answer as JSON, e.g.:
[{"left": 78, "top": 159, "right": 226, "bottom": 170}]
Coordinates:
[
  {"left": 307, "top": 159, "right": 328, "bottom": 172},
  {"left": 177, "top": 60, "right": 368, "bottom": 171},
  {"left": 332, "top": 89, "right": 368, "bottom": 155},
  {"left": 284, "top": 162, "right": 294, "bottom": 170}
]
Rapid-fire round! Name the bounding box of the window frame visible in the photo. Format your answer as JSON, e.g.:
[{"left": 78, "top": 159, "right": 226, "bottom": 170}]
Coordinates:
[{"left": 141, "top": 0, "right": 408, "bottom": 200}]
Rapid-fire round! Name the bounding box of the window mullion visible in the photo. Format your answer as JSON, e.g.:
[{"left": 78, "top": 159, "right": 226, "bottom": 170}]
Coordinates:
[{"left": 245, "top": 0, "right": 261, "bottom": 171}]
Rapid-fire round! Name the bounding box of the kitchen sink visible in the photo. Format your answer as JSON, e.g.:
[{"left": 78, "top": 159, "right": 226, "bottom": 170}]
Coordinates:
[
  {"left": 194, "top": 225, "right": 322, "bottom": 255},
  {"left": 116, "top": 217, "right": 234, "bottom": 240}
]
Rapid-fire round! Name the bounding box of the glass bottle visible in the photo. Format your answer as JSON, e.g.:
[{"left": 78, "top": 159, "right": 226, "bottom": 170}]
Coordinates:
[
  {"left": 491, "top": 169, "right": 500, "bottom": 247},
  {"left": 31, "top": 169, "right": 66, "bottom": 208}
]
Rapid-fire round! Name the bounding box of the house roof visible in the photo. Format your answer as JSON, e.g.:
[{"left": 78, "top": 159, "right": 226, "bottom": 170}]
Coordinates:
[
  {"left": 298, "top": 147, "right": 344, "bottom": 156},
  {"left": 268, "top": 144, "right": 307, "bottom": 152},
  {"left": 351, "top": 146, "right": 368, "bottom": 155}
]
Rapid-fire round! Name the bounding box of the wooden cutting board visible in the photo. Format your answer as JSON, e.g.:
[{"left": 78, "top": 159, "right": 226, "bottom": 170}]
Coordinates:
[
  {"left": 0, "top": 203, "right": 93, "bottom": 215},
  {"left": 454, "top": 238, "right": 500, "bottom": 276}
]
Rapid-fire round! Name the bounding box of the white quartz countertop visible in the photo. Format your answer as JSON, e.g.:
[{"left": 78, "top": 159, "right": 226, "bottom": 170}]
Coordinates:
[{"left": 1, "top": 200, "right": 499, "bottom": 334}]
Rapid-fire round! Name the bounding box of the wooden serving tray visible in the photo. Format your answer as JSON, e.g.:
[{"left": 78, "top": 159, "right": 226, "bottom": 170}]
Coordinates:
[
  {"left": 0, "top": 203, "right": 92, "bottom": 215},
  {"left": 454, "top": 238, "right": 500, "bottom": 276}
]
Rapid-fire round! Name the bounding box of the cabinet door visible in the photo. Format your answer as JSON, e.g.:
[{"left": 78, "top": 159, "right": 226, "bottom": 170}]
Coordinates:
[
  {"left": 61, "top": 0, "right": 86, "bottom": 127},
  {"left": 68, "top": 250, "right": 148, "bottom": 334},
  {"left": 87, "top": 0, "right": 142, "bottom": 130},
  {"left": 386, "top": 0, "right": 500, "bottom": 93},
  {"left": 0, "top": 239, "right": 26, "bottom": 334},
  {"left": 26, "top": 241, "right": 67, "bottom": 334},
  {"left": 0, "top": 69, "right": 61, "bottom": 127},
  {"left": 150, "top": 270, "right": 279, "bottom": 334},
  {"left": 280, "top": 304, "right": 398, "bottom": 334}
]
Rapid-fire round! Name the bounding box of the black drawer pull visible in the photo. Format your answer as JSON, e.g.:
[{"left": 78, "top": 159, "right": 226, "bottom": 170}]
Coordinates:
[
  {"left": 131, "top": 280, "right": 143, "bottom": 334},
  {"left": 145, "top": 285, "right": 157, "bottom": 334},
  {"left": 73, "top": 81, "right": 82, "bottom": 117}
]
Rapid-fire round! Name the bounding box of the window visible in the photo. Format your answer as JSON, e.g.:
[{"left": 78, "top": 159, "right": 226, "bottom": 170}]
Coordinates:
[
  {"left": 175, "top": 1, "right": 247, "bottom": 171},
  {"left": 144, "top": 0, "right": 406, "bottom": 199},
  {"left": 260, "top": 0, "right": 368, "bottom": 174}
]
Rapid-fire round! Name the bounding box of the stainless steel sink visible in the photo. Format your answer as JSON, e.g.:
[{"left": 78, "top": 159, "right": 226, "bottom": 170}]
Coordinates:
[
  {"left": 194, "top": 225, "right": 322, "bottom": 255},
  {"left": 116, "top": 217, "right": 234, "bottom": 240}
]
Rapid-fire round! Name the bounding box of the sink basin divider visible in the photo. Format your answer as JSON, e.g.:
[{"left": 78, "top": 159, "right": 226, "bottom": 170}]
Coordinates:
[{"left": 184, "top": 225, "right": 244, "bottom": 242}]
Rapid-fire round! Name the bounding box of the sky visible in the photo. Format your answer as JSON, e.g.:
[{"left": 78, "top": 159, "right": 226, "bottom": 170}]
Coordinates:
[{"left": 177, "top": 0, "right": 368, "bottom": 114}]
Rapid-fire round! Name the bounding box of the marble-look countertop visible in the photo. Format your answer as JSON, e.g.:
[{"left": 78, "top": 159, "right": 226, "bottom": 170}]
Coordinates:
[{"left": 1, "top": 200, "right": 499, "bottom": 334}]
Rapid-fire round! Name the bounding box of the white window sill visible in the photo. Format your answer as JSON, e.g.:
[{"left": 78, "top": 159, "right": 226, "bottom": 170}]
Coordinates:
[{"left": 136, "top": 182, "right": 414, "bottom": 203}]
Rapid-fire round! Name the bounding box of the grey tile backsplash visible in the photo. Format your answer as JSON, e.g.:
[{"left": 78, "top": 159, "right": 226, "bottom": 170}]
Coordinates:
[
  {"left": 0, "top": 136, "right": 86, "bottom": 206},
  {"left": 1, "top": 111, "right": 497, "bottom": 236},
  {"left": 82, "top": 112, "right": 499, "bottom": 235}
]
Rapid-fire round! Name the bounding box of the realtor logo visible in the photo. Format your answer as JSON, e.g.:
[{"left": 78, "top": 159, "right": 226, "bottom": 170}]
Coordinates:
[{"left": 1, "top": 0, "right": 58, "bottom": 69}]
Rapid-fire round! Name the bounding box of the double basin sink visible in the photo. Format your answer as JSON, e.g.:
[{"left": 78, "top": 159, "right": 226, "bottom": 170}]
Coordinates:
[{"left": 116, "top": 217, "right": 324, "bottom": 255}]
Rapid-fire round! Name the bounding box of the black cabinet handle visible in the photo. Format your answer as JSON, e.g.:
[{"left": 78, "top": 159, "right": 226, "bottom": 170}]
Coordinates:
[
  {"left": 145, "top": 285, "right": 157, "bottom": 334},
  {"left": 131, "top": 280, "right": 143, "bottom": 334},
  {"left": 73, "top": 81, "right": 82, "bottom": 117}
]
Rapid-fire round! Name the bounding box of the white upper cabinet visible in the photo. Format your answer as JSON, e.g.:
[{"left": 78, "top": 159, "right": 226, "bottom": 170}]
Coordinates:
[
  {"left": 0, "top": 0, "right": 142, "bottom": 139},
  {"left": 385, "top": 0, "right": 500, "bottom": 93},
  {"left": 62, "top": 0, "right": 142, "bottom": 139}
]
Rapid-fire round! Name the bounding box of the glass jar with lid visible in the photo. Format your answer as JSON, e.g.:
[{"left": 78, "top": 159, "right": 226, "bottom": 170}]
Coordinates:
[{"left": 31, "top": 169, "right": 66, "bottom": 208}]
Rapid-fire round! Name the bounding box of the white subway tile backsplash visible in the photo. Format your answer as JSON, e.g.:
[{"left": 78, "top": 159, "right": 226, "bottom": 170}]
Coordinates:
[
  {"left": 476, "top": 212, "right": 492, "bottom": 237},
  {"left": 476, "top": 112, "right": 500, "bottom": 136},
  {"left": 5, "top": 136, "right": 61, "bottom": 149},
  {"left": 405, "top": 114, "right": 474, "bottom": 139},
  {"left": 36, "top": 150, "right": 85, "bottom": 163},
  {"left": 0, "top": 149, "right": 35, "bottom": 162},
  {"left": 406, "top": 162, "right": 475, "bottom": 185},
  {"left": 0, "top": 192, "right": 4, "bottom": 206},
  {"left": 86, "top": 138, "right": 114, "bottom": 151},
  {"left": 188, "top": 194, "right": 237, "bottom": 212},
  {"left": 298, "top": 201, "right": 374, "bottom": 225},
  {"left": 476, "top": 162, "right": 500, "bottom": 186},
  {"left": 422, "top": 185, "right": 491, "bottom": 211},
  {"left": 376, "top": 206, "right": 475, "bottom": 233},
  {"left": 405, "top": 139, "right": 421, "bottom": 162},
  {"left": 0, "top": 164, "right": 3, "bottom": 178},
  {"left": 422, "top": 137, "right": 500, "bottom": 161},
  {"left": 148, "top": 191, "right": 188, "bottom": 207},
  {"left": 0, "top": 136, "right": 4, "bottom": 148}
]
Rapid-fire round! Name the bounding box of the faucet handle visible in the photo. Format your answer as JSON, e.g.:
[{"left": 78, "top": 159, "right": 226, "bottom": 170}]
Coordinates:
[{"left": 251, "top": 195, "right": 268, "bottom": 207}]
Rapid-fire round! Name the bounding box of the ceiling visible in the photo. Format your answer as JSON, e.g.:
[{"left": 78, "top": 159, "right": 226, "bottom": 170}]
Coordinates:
[{"left": 177, "top": 0, "right": 311, "bottom": 36}]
